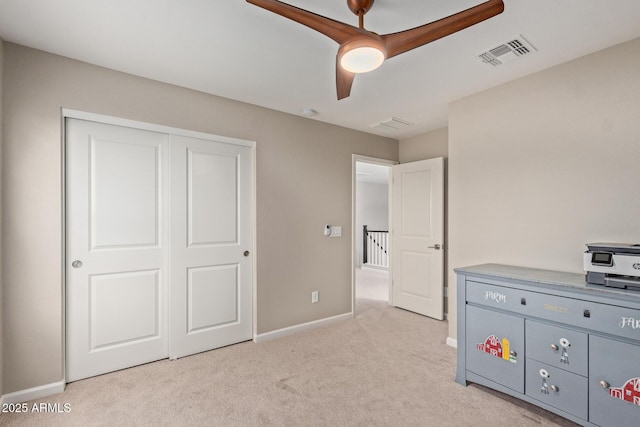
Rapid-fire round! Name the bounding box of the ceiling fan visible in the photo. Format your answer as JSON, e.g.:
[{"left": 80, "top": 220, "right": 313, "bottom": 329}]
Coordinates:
[{"left": 246, "top": 0, "right": 505, "bottom": 100}]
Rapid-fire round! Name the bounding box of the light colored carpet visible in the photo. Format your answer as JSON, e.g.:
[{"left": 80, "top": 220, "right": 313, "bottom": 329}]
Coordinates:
[{"left": 1, "top": 271, "right": 577, "bottom": 427}]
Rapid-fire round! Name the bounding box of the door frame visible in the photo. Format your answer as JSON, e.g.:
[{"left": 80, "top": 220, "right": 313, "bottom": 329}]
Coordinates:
[
  {"left": 61, "top": 109, "right": 257, "bottom": 383},
  {"left": 351, "top": 154, "right": 397, "bottom": 314}
]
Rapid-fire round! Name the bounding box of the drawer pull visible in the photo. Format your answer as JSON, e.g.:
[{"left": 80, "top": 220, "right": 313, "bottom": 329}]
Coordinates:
[
  {"left": 583, "top": 309, "right": 591, "bottom": 318},
  {"left": 550, "top": 344, "right": 559, "bottom": 351},
  {"left": 549, "top": 384, "right": 559, "bottom": 392},
  {"left": 599, "top": 380, "right": 610, "bottom": 389},
  {"left": 520, "top": 297, "right": 526, "bottom": 305}
]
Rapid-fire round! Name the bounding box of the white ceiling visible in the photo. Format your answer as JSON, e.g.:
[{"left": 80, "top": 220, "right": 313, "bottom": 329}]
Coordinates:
[{"left": 1, "top": 1, "right": 640, "bottom": 139}]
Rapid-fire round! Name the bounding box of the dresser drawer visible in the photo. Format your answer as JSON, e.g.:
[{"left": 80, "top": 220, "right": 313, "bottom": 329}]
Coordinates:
[
  {"left": 580, "top": 302, "right": 640, "bottom": 342},
  {"left": 525, "top": 320, "right": 588, "bottom": 376},
  {"left": 525, "top": 359, "right": 588, "bottom": 420},
  {"left": 514, "top": 291, "right": 593, "bottom": 330},
  {"left": 466, "top": 281, "right": 529, "bottom": 314}
]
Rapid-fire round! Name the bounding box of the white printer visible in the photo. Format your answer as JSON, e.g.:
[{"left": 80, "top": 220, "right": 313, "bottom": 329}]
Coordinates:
[{"left": 584, "top": 242, "right": 640, "bottom": 290}]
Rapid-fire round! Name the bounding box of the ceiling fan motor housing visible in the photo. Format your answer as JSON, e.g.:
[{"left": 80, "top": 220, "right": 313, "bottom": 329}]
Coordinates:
[{"left": 347, "top": 0, "right": 374, "bottom": 16}]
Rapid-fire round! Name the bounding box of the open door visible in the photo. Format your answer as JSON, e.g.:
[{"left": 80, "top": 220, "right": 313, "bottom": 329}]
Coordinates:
[{"left": 391, "top": 158, "right": 444, "bottom": 320}]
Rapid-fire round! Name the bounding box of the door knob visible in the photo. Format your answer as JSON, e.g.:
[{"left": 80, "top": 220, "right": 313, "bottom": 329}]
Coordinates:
[
  {"left": 243, "top": 250, "right": 250, "bottom": 257},
  {"left": 428, "top": 244, "right": 442, "bottom": 250},
  {"left": 72, "top": 260, "right": 83, "bottom": 268}
]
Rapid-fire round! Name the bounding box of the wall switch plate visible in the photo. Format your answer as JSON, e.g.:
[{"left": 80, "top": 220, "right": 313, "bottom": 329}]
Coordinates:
[
  {"left": 330, "top": 226, "right": 342, "bottom": 237},
  {"left": 311, "top": 291, "right": 319, "bottom": 303}
]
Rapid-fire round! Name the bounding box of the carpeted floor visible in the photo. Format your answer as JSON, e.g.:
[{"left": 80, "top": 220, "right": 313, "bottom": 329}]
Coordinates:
[{"left": 0, "top": 269, "right": 578, "bottom": 426}]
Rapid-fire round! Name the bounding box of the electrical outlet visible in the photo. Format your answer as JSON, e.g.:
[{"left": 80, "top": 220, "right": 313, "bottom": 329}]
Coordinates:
[{"left": 311, "top": 291, "right": 319, "bottom": 304}]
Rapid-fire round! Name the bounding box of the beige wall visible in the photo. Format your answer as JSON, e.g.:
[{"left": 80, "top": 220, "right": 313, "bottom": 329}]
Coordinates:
[
  {"left": 448, "top": 37, "right": 640, "bottom": 341},
  {"left": 399, "top": 127, "right": 448, "bottom": 163},
  {"left": 1, "top": 43, "right": 398, "bottom": 394}
]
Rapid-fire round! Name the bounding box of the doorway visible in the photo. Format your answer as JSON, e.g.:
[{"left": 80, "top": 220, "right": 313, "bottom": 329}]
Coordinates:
[
  {"left": 352, "top": 156, "right": 396, "bottom": 311},
  {"left": 352, "top": 155, "right": 445, "bottom": 320}
]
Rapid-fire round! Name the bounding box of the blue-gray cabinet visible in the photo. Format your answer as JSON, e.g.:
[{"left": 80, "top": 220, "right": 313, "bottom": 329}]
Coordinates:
[
  {"left": 455, "top": 264, "right": 640, "bottom": 427},
  {"left": 589, "top": 336, "right": 640, "bottom": 427},
  {"left": 465, "top": 305, "right": 524, "bottom": 393}
]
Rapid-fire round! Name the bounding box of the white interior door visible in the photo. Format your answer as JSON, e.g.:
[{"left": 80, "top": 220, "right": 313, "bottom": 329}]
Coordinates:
[
  {"left": 391, "top": 158, "right": 444, "bottom": 319},
  {"left": 66, "top": 119, "right": 170, "bottom": 382},
  {"left": 169, "top": 134, "right": 253, "bottom": 359}
]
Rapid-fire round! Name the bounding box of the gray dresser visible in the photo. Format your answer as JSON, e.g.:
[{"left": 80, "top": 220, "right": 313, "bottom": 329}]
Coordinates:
[{"left": 455, "top": 264, "right": 640, "bottom": 427}]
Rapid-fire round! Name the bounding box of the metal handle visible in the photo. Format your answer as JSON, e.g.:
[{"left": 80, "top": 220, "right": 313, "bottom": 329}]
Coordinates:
[
  {"left": 427, "top": 244, "right": 442, "bottom": 250},
  {"left": 243, "top": 250, "right": 250, "bottom": 257},
  {"left": 550, "top": 385, "right": 559, "bottom": 392},
  {"left": 550, "top": 344, "right": 559, "bottom": 351},
  {"left": 600, "top": 380, "right": 610, "bottom": 389},
  {"left": 509, "top": 350, "right": 517, "bottom": 357},
  {"left": 72, "top": 260, "right": 83, "bottom": 269}
]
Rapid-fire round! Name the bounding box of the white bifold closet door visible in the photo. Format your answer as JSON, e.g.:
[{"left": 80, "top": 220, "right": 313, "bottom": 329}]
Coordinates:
[{"left": 66, "top": 118, "right": 253, "bottom": 382}]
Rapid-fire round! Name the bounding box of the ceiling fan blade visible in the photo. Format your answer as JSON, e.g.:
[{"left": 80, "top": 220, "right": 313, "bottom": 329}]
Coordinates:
[
  {"left": 381, "top": 0, "right": 504, "bottom": 59},
  {"left": 246, "top": 0, "right": 362, "bottom": 44},
  {"left": 336, "top": 58, "right": 356, "bottom": 100}
]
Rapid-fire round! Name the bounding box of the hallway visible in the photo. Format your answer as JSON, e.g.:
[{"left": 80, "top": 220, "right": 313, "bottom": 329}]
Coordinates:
[{"left": 355, "top": 267, "right": 389, "bottom": 302}]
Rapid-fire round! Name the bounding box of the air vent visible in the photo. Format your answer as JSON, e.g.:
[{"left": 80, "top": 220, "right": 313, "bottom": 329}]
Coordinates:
[
  {"left": 479, "top": 36, "right": 536, "bottom": 66},
  {"left": 370, "top": 117, "right": 414, "bottom": 131}
]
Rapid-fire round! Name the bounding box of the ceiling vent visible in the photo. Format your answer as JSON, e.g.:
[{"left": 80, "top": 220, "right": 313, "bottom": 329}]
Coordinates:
[
  {"left": 370, "top": 117, "right": 414, "bottom": 131},
  {"left": 479, "top": 36, "right": 536, "bottom": 66}
]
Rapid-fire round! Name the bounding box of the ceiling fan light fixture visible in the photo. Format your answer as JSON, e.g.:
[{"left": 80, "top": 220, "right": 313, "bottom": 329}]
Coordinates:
[
  {"left": 338, "top": 35, "right": 387, "bottom": 74},
  {"left": 340, "top": 46, "right": 385, "bottom": 73}
]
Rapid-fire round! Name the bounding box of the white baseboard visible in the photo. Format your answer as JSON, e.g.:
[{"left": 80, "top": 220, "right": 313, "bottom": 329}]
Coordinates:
[
  {"left": 254, "top": 312, "right": 353, "bottom": 343},
  {"left": 1, "top": 381, "right": 65, "bottom": 404},
  {"left": 446, "top": 337, "right": 457, "bottom": 348}
]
